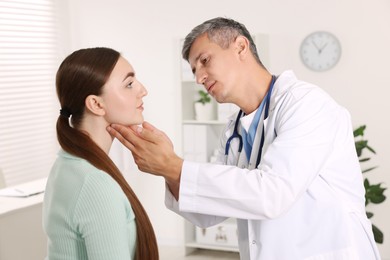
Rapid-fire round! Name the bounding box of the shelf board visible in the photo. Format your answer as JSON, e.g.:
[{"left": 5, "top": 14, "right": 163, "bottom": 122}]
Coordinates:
[
  {"left": 181, "top": 79, "right": 196, "bottom": 83},
  {"left": 185, "top": 242, "right": 239, "bottom": 252},
  {"left": 182, "top": 120, "right": 227, "bottom": 125}
]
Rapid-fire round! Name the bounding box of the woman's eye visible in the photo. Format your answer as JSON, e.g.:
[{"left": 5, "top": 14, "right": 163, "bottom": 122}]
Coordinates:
[
  {"left": 127, "top": 82, "right": 133, "bottom": 88},
  {"left": 201, "top": 57, "right": 208, "bottom": 64}
]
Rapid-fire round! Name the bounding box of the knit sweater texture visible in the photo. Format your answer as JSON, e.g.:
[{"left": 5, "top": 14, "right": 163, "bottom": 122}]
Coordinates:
[{"left": 43, "top": 150, "right": 136, "bottom": 259}]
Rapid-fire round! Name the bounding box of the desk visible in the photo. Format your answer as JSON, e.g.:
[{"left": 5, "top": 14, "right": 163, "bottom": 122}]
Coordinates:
[{"left": 0, "top": 178, "right": 47, "bottom": 260}]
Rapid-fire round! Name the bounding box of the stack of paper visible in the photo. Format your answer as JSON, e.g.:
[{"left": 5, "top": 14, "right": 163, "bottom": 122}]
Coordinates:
[{"left": 0, "top": 178, "right": 46, "bottom": 198}]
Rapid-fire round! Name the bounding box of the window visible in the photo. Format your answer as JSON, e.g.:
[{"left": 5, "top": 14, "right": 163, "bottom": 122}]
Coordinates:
[{"left": 0, "top": 0, "right": 61, "bottom": 186}]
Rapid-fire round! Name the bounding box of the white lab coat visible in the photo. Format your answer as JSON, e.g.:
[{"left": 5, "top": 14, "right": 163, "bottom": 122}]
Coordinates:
[{"left": 165, "top": 71, "right": 380, "bottom": 260}]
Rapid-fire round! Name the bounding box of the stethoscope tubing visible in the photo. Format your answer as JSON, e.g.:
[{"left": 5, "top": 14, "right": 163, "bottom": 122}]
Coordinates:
[{"left": 224, "top": 75, "right": 276, "bottom": 167}]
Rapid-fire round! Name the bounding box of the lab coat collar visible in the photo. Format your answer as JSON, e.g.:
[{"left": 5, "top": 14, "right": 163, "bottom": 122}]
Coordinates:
[
  {"left": 266, "top": 70, "right": 298, "bottom": 115},
  {"left": 237, "top": 70, "right": 297, "bottom": 133},
  {"left": 224, "top": 70, "right": 297, "bottom": 137},
  {"left": 272, "top": 70, "right": 297, "bottom": 99}
]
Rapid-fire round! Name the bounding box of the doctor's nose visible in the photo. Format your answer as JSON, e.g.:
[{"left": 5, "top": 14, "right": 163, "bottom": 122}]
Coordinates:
[{"left": 195, "top": 69, "right": 207, "bottom": 85}]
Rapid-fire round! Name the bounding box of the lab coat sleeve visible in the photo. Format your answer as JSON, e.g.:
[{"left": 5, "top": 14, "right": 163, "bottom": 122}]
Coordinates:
[
  {"left": 164, "top": 115, "right": 233, "bottom": 227},
  {"left": 165, "top": 180, "right": 227, "bottom": 228},
  {"left": 176, "top": 85, "right": 344, "bottom": 220}
]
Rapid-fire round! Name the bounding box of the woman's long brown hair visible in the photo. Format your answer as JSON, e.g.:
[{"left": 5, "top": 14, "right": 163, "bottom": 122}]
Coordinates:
[{"left": 56, "top": 47, "right": 159, "bottom": 260}]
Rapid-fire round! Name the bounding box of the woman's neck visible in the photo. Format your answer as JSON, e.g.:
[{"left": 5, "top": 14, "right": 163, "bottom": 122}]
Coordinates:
[{"left": 80, "top": 115, "right": 113, "bottom": 154}]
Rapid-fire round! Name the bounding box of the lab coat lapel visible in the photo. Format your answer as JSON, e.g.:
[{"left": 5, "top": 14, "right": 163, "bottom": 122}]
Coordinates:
[
  {"left": 237, "top": 148, "right": 248, "bottom": 168},
  {"left": 236, "top": 124, "right": 249, "bottom": 168},
  {"left": 248, "top": 113, "right": 266, "bottom": 170}
]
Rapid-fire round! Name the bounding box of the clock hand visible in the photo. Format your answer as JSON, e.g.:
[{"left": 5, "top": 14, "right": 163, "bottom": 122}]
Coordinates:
[
  {"left": 311, "top": 40, "right": 321, "bottom": 53},
  {"left": 319, "top": 42, "right": 328, "bottom": 54}
]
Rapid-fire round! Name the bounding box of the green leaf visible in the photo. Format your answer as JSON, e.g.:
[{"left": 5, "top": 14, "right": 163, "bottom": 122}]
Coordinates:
[
  {"left": 355, "top": 140, "right": 368, "bottom": 156},
  {"left": 367, "top": 145, "right": 376, "bottom": 154},
  {"left": 353, "top": 125, "right": 366, "bottom": 137},
  {"left": 196, "top": 90, "right": 211, "bottom": 104},
  {"left": 359, "top": 157, "right": 371, "bottom": 163},
  {"left": 372, "top": 224, "right": 384, "bottom": 244},
  {"left": 362, "top": 166, "right": 378, "bottom": 173},
  {"left": 354, "top": 125, "right": 386, "bottom": 244},
  {"left": 364, "top": 179, "right": 370, "bottom": 189},
  {"left": 366, "top": 183, "right": 387, "bottom": 204}
]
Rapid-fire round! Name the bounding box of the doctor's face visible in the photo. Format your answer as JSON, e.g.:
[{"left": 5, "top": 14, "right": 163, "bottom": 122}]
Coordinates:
[
  {"left": 100, "top": 56, "right": 148, "bottom": 126},
  {"left": 188, "top": 33, "right": 242, "bottom": 104}
]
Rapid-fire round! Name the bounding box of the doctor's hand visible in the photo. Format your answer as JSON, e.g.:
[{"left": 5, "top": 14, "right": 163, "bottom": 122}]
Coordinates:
[{"left": 107, "top": 122, "right": 183, "bottom": 199}]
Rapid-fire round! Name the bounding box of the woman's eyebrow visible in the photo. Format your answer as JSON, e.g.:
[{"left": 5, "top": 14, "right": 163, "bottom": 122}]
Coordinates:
[{"left": 122, "top": 72, "right": 135, "bottom": 82}]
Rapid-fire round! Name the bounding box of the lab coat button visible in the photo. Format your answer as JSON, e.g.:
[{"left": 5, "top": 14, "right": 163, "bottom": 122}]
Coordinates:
[{"left": 252, "top": 240, "right": 256, "bottom": 245}]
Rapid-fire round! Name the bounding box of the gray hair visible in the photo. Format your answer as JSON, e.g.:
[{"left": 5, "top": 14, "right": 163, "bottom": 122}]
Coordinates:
[{"left": 182, "top": 17, "right": 263, "bottom": 67}]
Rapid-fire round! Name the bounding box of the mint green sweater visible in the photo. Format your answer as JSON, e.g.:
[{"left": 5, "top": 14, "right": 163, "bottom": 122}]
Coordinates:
[{"left": 43, "top": 150, "right": 136, "bottom": 259}]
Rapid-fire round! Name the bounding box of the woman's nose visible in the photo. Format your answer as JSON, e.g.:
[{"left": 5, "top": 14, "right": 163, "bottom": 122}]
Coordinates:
[{"left": 140, "top": 83, "right": 148, "bottom": 97}]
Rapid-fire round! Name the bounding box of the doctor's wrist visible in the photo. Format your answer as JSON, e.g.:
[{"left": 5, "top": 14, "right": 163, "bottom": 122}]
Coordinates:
[
  {"left": 164, "top": 156, "right": 183, "bottom": 184},
  {"left": 164, "top": 156, "right": 183, "bottom": 200}
]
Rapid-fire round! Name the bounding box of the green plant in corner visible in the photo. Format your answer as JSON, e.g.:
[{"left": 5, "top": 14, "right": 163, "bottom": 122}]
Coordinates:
[
  {"left": 354, "top": 125, "right": 387, "bottom": 244},
  {"left": 196, "top": 90, "right": 211, "bottom": 105}
]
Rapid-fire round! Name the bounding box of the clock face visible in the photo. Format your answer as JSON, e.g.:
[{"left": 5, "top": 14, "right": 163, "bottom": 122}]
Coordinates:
[{"left": 300, "top": 31, "right": 341, "bottom": 71}]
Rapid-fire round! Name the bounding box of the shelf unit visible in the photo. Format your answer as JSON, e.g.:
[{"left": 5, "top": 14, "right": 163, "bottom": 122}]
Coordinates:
[{"left": 180, "top": 51, "right": 239, "bottom": 254}]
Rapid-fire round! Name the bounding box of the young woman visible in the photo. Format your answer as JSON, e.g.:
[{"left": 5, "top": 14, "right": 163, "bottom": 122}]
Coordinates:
[{"left": 43, "top": 47, "right": 159, "bottom": 260}]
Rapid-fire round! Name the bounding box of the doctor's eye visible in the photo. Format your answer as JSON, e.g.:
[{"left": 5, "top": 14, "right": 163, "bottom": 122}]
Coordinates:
[{"left": 200, "top": 56, "right": 209, "bottom": 65}]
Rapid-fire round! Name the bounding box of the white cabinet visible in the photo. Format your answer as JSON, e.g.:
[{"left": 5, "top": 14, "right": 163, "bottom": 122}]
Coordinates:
[{"left": 0, "top": 178, "right": 47, "bottom": 260}]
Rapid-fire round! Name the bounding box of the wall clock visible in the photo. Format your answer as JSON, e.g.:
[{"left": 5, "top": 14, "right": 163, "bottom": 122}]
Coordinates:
[{"left": 299, "top": 31, "right": 342, "bottom": 72}]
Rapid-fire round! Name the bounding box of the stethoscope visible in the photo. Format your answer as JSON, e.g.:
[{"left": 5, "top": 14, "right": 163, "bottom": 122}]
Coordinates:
[{"left": 224, "top": 75, "right": 276, "bottom": 167}]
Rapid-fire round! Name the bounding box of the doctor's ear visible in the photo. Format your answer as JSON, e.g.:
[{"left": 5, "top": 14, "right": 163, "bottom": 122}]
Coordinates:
[
  {"left": 235, "top": 36, "right": 249, "bottom": 55},
  {"left": 85, "top": 95, "right": 105, "bottom": 116}
]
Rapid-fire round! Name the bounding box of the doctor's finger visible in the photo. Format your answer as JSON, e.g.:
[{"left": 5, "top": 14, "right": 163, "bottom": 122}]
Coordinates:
[
  {"left": 142, "top": 121, "right": 160, "bottom": 132},
  {"left": 143, "top": 121, "right": 173, "bottom": 146},
  {"left": 107, "top": 125, "right": 137, "bottom": 151},
  {"left": 130, "top": 124, "right": 162, "bottom": 144}
]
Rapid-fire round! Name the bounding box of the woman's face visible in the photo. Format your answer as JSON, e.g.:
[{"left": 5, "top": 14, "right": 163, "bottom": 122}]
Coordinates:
[{"left": 100, "top": 56, "right": 148, "bottom": 126}]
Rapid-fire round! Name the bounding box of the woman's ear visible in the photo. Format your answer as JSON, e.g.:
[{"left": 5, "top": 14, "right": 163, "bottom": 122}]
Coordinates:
[{"left": 85, "top": 95, "right": 105, "bottom": 116}]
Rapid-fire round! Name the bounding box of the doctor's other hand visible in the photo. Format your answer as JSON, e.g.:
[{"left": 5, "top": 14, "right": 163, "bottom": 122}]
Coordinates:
[{"left": 107, "top": 122, "right": 183, "bottom": 199}]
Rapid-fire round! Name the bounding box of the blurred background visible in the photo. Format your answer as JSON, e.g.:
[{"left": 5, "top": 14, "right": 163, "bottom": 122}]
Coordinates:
[{"left": 1, "top": 0, "right": 389, "bottom": 258}]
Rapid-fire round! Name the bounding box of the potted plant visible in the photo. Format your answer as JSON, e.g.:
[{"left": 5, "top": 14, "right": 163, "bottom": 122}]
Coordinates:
[
  {"left": 354, "top": 125, "right": 387, "bottom": 243},
  {"left": 194, "top": 90, "right": 214, "bottom": 121}
]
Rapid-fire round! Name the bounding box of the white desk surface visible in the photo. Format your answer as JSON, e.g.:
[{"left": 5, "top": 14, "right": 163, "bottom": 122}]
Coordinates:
[{"left": 0, "top": 178, "right": 47, "bottom": 216}]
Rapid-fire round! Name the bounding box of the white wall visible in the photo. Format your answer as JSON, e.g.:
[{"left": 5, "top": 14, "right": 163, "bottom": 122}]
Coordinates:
[{"left": 63, "top": 0, "right": 390, "bottom": 257}]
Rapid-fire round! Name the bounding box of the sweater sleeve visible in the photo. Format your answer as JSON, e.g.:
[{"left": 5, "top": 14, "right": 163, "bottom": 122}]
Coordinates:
[{"left": 72, "top": 172, "right": 135, "bottom": 260}]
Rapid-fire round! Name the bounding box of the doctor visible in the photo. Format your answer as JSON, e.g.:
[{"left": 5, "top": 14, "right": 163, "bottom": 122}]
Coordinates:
[{"left": 107, "top": 17, "right": 380, "bottom": 259}]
